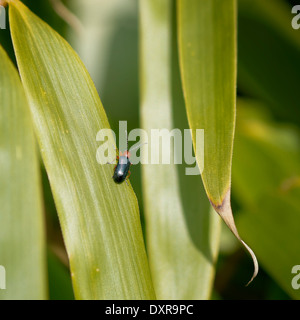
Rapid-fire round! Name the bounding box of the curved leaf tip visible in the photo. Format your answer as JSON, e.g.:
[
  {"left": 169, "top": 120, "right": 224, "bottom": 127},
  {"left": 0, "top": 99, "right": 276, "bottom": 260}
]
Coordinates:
[{"left": 210, "top": 189, "right": 259, "bottom": 285}]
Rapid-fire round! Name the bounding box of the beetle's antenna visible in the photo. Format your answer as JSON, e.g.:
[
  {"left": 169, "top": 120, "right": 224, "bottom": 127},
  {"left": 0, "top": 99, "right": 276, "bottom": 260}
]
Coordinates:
[
  {"left": 125, "top": 130, "right": 128, "bottom": 151},
  {"left": 129, "top": 142, "right": 148, "bottom": 152}
]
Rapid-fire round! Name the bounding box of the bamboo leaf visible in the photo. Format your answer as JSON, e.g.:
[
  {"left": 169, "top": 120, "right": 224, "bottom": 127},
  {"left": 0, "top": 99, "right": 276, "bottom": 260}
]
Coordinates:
[
  {"left": 8, "top": 0, "right": 155, "bottom": 300},
  {"left": 177, "top": 0, "right": 258, "bottom": 284},
  {"left": 139, "top": 0, "right": 220, "bottom": 299},
  {"left": 0, "top": 45, "right": 47, "bottom": 299}
]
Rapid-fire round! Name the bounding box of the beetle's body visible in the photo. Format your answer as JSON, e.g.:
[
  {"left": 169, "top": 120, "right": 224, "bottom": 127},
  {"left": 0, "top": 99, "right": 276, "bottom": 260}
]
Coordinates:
[
  {"left": 109, "top": 136, "right": 146, "bottom": 185},
  {"left": 113, "top": 153, "right": 131, "bottom": 184}
]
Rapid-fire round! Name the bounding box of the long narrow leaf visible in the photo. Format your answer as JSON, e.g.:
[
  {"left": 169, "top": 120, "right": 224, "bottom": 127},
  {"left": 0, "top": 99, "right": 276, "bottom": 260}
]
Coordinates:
[
  {"left": 8, "top": 0, "right": 155, "bottom": 300},
  {"left": 140, "top": 0, "right": 220, "bottom": 299},
  {"left": 0, "top": 45, "right": 47, "bottom": 299},
  {"left": 177, "top": 0, "right": 258, "bottom": 283}
]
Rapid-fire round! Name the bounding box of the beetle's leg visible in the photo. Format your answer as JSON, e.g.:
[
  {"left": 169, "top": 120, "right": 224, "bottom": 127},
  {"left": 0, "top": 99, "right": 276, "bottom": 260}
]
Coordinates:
[
  {"left": 106, "top": 155, "right": 119, "bottom": 165},
  {"left": 124, "top": 171, "right": 131, "bottom": 186}
]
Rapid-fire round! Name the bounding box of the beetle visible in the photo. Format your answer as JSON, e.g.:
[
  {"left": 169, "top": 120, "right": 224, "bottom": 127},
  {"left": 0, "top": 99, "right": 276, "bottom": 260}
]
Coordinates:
[
  {"left": 112, "top": 150, "right": 132, "bottom": 184},
  {"left": 108, "top": 134, "right": 146, "bottom": 185}
]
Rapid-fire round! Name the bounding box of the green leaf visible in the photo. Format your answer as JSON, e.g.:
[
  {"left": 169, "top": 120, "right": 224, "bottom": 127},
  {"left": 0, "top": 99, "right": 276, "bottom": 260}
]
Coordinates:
[
  {"left": 177, "top": 0, "right": 258, "bottom": 284},
  {"left": 0, "top": 45, "right": 47, "bottom": 300},
  {"left": 8, "top": 0, "right": 155, "bottom": 300},
  {"left": 139, "top": 0, "right": 220, "bottom": 299}
]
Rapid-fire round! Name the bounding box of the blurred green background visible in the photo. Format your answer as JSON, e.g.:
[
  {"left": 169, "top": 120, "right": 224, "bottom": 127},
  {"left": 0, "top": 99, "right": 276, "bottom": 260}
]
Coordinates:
[{"left": 1, "top": 0, "right": 300, "bottom": 300}]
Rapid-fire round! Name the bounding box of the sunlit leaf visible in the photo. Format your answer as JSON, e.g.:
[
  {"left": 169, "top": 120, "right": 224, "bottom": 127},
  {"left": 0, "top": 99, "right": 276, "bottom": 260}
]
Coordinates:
[
  {"left": 0, "top": 45, "right": 47, "bottom": 300},
  {"left": 178, "top": 0, "right": 258, "bottom": 284},
  {"left": 139, "top": 0, "right": 220, "bottom": 299},
  {"left": 8, "top": 0, "right": 155, "bottom": 300}
]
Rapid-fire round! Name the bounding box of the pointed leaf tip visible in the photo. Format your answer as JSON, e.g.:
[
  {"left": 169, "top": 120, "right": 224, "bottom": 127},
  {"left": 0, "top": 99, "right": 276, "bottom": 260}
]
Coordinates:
[{"left": 210, "top": 190, "right": 259, "bottom": 285}]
